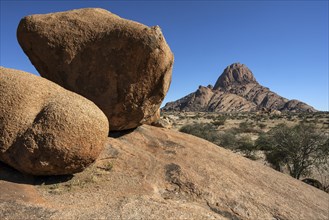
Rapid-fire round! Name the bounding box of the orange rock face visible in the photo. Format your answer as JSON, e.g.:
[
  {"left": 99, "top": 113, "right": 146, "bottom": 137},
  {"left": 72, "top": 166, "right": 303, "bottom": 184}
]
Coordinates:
[
  {"left": 17, "top": 8, "right": 174, "bottom": 131},
  {"left": 0, "top": 67, "right": 109, "bottom": 175}
]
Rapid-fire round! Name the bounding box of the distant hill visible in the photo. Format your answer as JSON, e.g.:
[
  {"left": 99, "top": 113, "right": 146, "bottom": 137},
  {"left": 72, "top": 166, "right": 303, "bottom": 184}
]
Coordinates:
[{"left": 163, "top": 63, "right": 316, "bottom": 112}]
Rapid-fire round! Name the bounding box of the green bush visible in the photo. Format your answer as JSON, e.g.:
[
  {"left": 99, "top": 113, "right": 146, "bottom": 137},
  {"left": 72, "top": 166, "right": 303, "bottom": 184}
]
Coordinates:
[
  {"left": 180, "top": 123, "right": 259, "bottom": 160},
  {"left": 219, "top": 130, "right": 258, "bottom": 159},
  {"left": 205, "top": 115, "right": 215, "bottom": 119},
  {"left": 236, "top": 135, "right": 258, "bottom": 160},
  {"left": 258, "top": 123, "right": 267, "bottom": 129},
  {"left": 255, "top": 123, "right": 329, "bottom": 179},
  {"left": 218, "top": 130, "right": 237, "bottom": 149},
  {"left": 212, "top": 116, "right": 227, "bottom": 126},
  {"left": 179, "top": 123, "right": 220, "bottom": 145},
  {"left": 238, "top": 121, "right": 257, "bottom": 133}
]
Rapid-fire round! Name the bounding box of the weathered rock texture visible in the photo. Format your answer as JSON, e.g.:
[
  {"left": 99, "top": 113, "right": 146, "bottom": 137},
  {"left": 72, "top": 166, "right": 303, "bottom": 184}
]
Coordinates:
[
  {"left": 1, "top": 125, "right": 328, "bottom": 219},
  {"left": 0, "top": 67, "right": 109, "bottom": 175},
  {"left": 17, "top": 8, "right": 174, "bottom": 131},
  {"left": 163, "top": 63, "right": 316, "bottom": 112},
  {"left": 214, "top": 63, "right": 257, "bottom": 89}
]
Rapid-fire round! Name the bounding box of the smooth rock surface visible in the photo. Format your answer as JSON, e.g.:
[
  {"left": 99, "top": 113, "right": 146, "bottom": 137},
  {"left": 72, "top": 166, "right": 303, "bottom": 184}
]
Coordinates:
[
  {"left": 0, "top": 67, "right": 109, "bottom": 175},
  {"left": 1, "top": 125, "right": 328, "bottom": 219},
  {"left": 17, "top": 8, "right": 174, "bottom": 130}
]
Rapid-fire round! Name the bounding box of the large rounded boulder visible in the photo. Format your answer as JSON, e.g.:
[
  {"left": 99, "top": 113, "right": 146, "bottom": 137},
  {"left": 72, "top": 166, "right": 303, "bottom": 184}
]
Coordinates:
[
  {"left": 17, "top": 8, "right": 174, "bottom": 131},
  {"left": 0, "top": 67, "right": 109, "bottom": 175}
]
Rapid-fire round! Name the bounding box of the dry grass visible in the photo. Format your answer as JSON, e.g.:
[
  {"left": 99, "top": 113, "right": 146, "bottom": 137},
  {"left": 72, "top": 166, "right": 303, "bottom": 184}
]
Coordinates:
[{"left": 163, "top": 111, "right": 329, "bottom": 191}]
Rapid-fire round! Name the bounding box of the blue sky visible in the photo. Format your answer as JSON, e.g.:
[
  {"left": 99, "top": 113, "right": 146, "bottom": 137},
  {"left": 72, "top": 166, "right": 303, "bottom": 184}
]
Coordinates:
[{"left": 1, "top": 1, "right": 328, "bottom": 111}]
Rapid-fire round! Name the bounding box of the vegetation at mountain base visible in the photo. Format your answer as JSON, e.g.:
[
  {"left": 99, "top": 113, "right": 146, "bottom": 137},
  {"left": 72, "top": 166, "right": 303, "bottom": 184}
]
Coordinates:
[
  {"left": 177, "top": 111, "right": 329, "bottom": 192},
  {"left": 179, "top": 123, "right": 221, "bottom": 146}
]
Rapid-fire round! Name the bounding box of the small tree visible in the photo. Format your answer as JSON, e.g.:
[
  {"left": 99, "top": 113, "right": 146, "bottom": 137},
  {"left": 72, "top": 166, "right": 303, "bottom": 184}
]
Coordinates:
[{"left": 256, "top": 123, "right": 329, "bottom": 179}]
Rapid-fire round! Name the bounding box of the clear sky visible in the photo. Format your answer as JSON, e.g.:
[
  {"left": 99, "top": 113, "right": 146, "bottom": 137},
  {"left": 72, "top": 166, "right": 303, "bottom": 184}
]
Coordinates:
[{"left": 1, "top": 0, "right": 328, "bottom": 111}]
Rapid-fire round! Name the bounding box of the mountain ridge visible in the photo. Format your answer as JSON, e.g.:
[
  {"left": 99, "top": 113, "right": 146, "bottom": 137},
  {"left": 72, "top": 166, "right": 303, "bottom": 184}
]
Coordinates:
[{"left": 163, "top": 63, "right": 316, "bottom": 112}]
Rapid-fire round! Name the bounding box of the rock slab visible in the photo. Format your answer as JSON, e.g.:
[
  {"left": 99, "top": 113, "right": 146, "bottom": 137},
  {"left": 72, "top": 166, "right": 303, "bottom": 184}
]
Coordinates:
[
  {"left": 17, "top": 8, "right": 174, "bottom": 131},
  {"left": 0, "top": 67, "right": 109, "bottom": 175},
  {"left": 1, "top": 125, "right": 328, "bottom": 219}
]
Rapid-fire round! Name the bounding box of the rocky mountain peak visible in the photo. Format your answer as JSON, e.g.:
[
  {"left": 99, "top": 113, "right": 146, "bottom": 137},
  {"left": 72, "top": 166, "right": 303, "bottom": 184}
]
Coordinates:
[
  {"left": 214, "top": 63, "right": 257, "bottom": 89},
  {"left": 163, "top": 62, "right": 316, "bottom": 113}
]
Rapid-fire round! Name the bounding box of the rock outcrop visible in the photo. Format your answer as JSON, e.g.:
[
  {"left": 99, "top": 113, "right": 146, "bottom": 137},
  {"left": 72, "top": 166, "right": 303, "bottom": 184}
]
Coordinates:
[
  {"left": 164, "top": 85, "right": 257, "bottom": 112},
  {"left": 163, "top": 63, "right": 316, "bottom": 112},
  {"left": 1, "top": 125, "right": 328, "bottom": 219},
  {"left": 151, "top": 116, "right": 172, "bottom": 129},
  {"left": 214, "top": 63, "right": 257, "bottom": 89},
  {"left": 283, "top": 99, "right": 317, "bottom": 112},
  {"left": 17, "top": 8, "right": 174, "bottom": 131},
  {"left": 0, "top": 67, "right": 109, "bottom": 175}
]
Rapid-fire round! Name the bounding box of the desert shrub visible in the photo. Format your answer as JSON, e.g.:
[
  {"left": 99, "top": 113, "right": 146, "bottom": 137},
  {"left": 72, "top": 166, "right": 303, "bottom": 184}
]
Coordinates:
[
  {"left": 235, "top": 135, "right": 258, "bottom": 160},
  {"left": 179, "top": 123, "right": 220, "bottom": 145},
  {"left": 230, "top": 113, "right": 239, "bottom": 120},
  {"left": 256, "top": 123, "right": 329, "bottom": 179},
  {"left": 218, "top": 130, "right": 237, "bottom": 149},
  {"left": 258, "top": 123, "right": 267, "bottom": 129},
  {"left": 212, "top": 115, "right": 227, "bottom": 126},
  {"left": 219, "top": 130, "right": 258, "bottom": 159},
  {"left": 205, "top": 115, "right": 215, "bottom": 119},
  {"left": 315, "top": 112, "right": 327, "bottom": 119},
  {"left": 191, "top": 113, "right": 202, "bottom": 119},
  {"left": 238, "top": 121, "right": 257, "bottom": 133},
  {"left": 297, "top": 113, "right": 307, "bottom": 120},
  {"left": 309, "top": 118, "right": 319, "bottom": 124},
  {"left": 260, "top": 115, "right": 269, "bottom": 121},
  {"left": 253, "top": 115, "right": 264, "bottom": 123},
  {"left": 178, "top": 115, "right": 186, "bottom": 120},
  {"left": 306, "top": 114, "right": 315, "bottom": 119},
  {"left": 180, "top": 123, "right": 259, "bottom": 160},
  {"left": 256, "top": 132, "right": 271, "bottom": 151},
  {"left": 286, "top": 114, "right": 294, "bottom": 121},
  {"left": 269, "top": 114, "right": 281, "bottom": 120}
]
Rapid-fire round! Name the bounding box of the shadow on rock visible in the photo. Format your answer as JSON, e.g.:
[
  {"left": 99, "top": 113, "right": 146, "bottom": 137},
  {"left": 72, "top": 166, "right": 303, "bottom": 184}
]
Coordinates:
[
  {"left": 109, "top": 127, "right": 137, "bottom": 138},
  {"left": 0, "top": 161, "right": 73, "bottom": 185}
]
